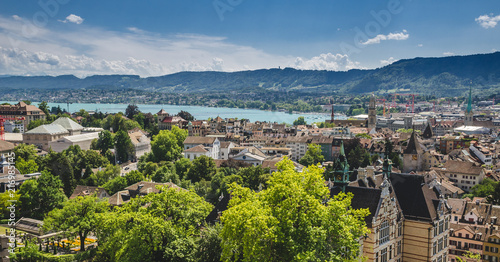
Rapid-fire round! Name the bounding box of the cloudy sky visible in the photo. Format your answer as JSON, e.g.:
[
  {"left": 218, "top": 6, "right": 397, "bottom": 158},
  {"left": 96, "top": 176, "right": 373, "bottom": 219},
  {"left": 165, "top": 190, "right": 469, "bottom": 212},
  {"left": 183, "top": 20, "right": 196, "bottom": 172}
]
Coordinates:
[{"left": 0, "top": 0, "right": 498, "bottom": 77}]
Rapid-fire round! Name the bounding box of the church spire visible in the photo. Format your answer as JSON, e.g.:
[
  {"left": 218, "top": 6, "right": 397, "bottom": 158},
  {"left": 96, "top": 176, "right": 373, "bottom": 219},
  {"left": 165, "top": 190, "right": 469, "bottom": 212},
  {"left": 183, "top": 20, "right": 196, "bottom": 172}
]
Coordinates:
[
  {"left": 466, "top": 85, "right": 473, "bottom": 114},
  {"left": 332, "top": 140, "right": 350, "bottom": 192},
  {"left": 331, "top": 104, "right": 335, "bottom": 123}
]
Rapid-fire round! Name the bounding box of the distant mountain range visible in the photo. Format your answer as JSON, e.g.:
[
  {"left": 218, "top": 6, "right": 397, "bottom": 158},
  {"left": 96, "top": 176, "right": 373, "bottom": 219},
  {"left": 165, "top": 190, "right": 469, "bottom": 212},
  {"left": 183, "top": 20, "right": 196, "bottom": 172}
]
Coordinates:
[{"left": 1, "top": 52, "right": 499, "bottom": 96}]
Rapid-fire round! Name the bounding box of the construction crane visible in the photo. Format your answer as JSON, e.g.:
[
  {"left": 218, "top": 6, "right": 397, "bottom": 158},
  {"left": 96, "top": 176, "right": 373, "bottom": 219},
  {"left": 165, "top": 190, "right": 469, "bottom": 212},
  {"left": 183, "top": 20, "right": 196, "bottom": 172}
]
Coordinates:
[
  {"left": 376, "top": 98, "right": 387, "bottom": 117},
  {"left": 0, "top": 116, "right": 26, "bottom": 140},
  {"left": 392, "top": 93, "right": 417, "bottom": 114}
]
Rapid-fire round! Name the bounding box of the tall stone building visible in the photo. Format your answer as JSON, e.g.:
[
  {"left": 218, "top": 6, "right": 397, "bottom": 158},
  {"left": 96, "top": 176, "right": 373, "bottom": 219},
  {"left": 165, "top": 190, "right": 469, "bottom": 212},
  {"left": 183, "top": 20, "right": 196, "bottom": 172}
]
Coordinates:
[
  {"left": 464, "top": 87, "right": 474, "bottom": 126},
  {"left": 402, "top": 130, "right": 424, "bottom": 173}
]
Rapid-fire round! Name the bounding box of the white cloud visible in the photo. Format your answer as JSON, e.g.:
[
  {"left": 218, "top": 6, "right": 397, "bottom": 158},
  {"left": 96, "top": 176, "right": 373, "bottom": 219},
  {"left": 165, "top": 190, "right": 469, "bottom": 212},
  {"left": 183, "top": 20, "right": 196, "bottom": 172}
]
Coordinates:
[
  {"left": 59, "top": 14, "right": 84, "bottom": 25},
  {"left": 475, "top": 14, "right": 500, "bottom": 29},
  {"left": 417, "top": 44, "right": 423, "bottom": 47},
  {"left": 361, "top": 30, "right": 409, "bottom": 45},
  {"left": 0, "top": 14, "right": 299, "bottom": 77},
  {"left": 0, "top": 14, "right": 364, "bottom": 77},
  {"left": 443, "top": 52, "right": 454, "bottom": 56},
  {"left": 380, "top": 57, "right": 397, "bottom": 66},
  {"left": 291, "top": 53, "right": 361, "bottom": 71}
]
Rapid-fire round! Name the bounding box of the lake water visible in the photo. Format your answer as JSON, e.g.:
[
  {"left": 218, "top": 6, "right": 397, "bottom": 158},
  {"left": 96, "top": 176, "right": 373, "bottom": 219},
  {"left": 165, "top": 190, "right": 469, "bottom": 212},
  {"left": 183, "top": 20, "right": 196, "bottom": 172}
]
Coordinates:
[{"left": 2, "top": 101, "right": 345, "bottom": 124}]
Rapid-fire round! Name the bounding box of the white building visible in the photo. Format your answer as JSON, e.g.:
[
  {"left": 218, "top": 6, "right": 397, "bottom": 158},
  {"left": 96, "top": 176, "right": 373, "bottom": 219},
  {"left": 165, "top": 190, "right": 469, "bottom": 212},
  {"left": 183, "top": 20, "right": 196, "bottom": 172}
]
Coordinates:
[
  {"left": 454, "top": 125, "right": 490, "bottom": 135},
  {"left": 128, "top": 129, "right": 151, "bottom": 159},
  {"left": 183, "top": 136, "right": 220, "bottom": 159},
  {"left": 469, "top": 144, "right": 493, "bottom": 166},
  {"left": 184, "top": 145, "right": 211, "bottom": 160},
  {"left": 4, "top": 121, "right": 24, "bottom": 133},
  {"left": 219, "top": 141, "right": 236, "bottom": 160},
  {"left": 49, "top": 132, "right": 99, "bottom": 152}
]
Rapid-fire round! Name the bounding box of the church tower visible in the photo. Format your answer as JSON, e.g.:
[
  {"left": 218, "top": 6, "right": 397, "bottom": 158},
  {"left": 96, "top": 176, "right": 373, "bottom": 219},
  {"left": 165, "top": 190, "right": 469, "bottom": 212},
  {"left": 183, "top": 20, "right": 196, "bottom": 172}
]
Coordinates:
[
  {"left": 464, "top": 86, "right": 473, "bottom": 126},
  {"left": 368, "top": 94, "right": 377, "bottom": 130},
  {"left": 330, "top": 103, "right": 335, "bottom": 123}
]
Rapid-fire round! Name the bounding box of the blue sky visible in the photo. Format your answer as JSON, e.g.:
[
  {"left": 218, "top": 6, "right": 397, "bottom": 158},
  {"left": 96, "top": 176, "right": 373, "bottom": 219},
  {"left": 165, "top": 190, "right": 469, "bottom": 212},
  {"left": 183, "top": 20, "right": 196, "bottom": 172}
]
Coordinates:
[{"left": 0, "top": 0, "right": 498, "bottom": 77}]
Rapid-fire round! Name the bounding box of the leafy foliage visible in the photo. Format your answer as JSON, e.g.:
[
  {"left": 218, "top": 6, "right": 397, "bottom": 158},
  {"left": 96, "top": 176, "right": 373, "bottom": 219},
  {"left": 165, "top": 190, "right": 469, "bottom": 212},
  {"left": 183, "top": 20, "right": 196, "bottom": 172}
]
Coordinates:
[
  {"left": 43, "top": 195, "right": 109, "bottom": 251},
  {"left": 220, "top": 158, "right": 369, "bottom": 262},
  {"left": 18, "top": 171, "right": 67, "bottom": 219},
  {"left": 94, "top": 186, "right": 212, "bottom": 261},
  {"left": 299, "top": 143, "right": 325, "bottom": 166}
]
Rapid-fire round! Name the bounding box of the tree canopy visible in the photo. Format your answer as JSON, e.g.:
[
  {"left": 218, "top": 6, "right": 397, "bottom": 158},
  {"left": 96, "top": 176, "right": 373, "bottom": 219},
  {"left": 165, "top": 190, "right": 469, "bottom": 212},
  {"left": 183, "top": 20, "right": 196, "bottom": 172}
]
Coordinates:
[{"left": 220, "top": 158, "right": 369, "bottom": 262}]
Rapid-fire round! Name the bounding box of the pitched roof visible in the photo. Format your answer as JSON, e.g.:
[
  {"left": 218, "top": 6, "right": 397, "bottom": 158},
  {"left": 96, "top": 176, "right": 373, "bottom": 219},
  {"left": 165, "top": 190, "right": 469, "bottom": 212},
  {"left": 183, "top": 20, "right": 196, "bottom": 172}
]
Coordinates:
[
  {"left": 184, "top": 136, "right": 216, "bottom": 144},
  {"left": 390, "top": 173, "right": 440, "bottom": 222},
  {"left": 442, "top": 160, "right": 483, "bottom": 175},
  {"left": 52, "top": 117, "right": 84, "bottom": 131},
  {"left": 62, "top": 132, "right": 99, "bottom": 143},
  {"left": 70, "top": 185, "right": 109, "bottom": 199},
  {"left": 184, "top": 145, "right": 208, "bottom": 153},
  {"left": 0, "top": 139, "right": 15, "bottom": 152},
  {"left": 403, "top": 131, "right": 423, "bottom": 155},
  {"left": 25, "top": 124, "right": 69, "bottom": 135},
  {"left": 423, "top": 123, "right": 433, "bottom": 138},
  {"left": 330, "top": 186, "right": 382, "bottom": 227}
]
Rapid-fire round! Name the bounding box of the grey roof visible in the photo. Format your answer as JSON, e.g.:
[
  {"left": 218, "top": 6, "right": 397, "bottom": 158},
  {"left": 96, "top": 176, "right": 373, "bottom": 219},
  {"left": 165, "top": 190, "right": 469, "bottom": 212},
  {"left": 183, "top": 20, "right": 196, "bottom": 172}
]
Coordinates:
[
  {"left": 25, "top": 124, "right": 69, "bottom": 135},
  {"left": 52, "top": 117, "right": 84, "bottom": 131},
  {"left": 62, "top": 132, "right": 99, "bottom": 143}
]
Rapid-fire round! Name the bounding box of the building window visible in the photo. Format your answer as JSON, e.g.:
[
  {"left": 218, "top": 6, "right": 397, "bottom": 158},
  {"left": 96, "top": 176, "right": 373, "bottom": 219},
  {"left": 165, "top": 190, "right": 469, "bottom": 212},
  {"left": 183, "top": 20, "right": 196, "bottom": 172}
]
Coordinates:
[
  {"left": 438, "top": 237, "right": 443, "bottom": 252},
  {"left": 397, "top": 240, "right": 402, "bottom": 255},
  {"left": 398, "top": 222, "right": 402, "bottom": 237},
  {"left": 379, "top": 220, "right": 390, "bottom": 244},
  {"left": 439, "top": 220, "right": 444, "bottom": 234},
  {"left": 433, "top": 242, "right": 437, "bottom": 255},
  {"left": 381, "top": 248, "right": 388, "bottom": 262}
]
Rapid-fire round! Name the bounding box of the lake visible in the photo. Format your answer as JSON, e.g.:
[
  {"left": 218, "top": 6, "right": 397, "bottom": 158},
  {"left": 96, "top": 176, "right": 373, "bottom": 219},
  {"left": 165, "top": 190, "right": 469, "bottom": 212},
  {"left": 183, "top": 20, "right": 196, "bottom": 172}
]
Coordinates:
[{"left": 2, "top": 101, "right": 346, "bottom": 124}]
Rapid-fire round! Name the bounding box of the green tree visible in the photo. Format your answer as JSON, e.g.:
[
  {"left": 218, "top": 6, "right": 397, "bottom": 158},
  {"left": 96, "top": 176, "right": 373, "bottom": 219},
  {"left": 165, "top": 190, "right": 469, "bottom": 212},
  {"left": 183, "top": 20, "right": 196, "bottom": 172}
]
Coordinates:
[
  {"left": 96, "top": 130, "right": 114, "bottom": 154},
  {"left": 38, "top": 101, "right": 50, "bottom": 117},
  {"left": 45, "top": 152, "right": 76, "bottom": 197},
  {"left": 175, "top": 158, "right": 193, "bottom": 179},
  {"left": 299, "top": 143, "right": 325, "bottom": 166},
  {"left": 125, "top": 104, "right": 140, "bottom": 119},
  {"left": 152, "top": 165, "right": 180, "bottom": 184},
  {"left": 187, "top": 155, "right": 217, "bottom": 182},
  {"left": 235, "top": 166, "right": 271, "bottom": 191},
  {"left": 0, "top": 191, "right": 20, "bottom": 219},
  {"left": 94, "top": 186, "right": 212, "bottom": 261},
  {"left": 27, "top": 119, "right": 47, "bottom": 130},
  {"left": 15, "top": 157, "right": 39, "bottom": 174},
  {"left": 13, "top": 144, "right": 38, "bottom": 162},
  {"left": 102, "top": 176, "right": 128, "bottom": 195},
  {"left": 488, "top": 182, "right": 500, "bottom": 205},
  {"left": 43, "top": 195, "right": 109, "bottom": 252},
  {"left": 151, "top": 129, "right": 185, "bottom": 162},
  {"left": 293, "top": 116, "right": 306, "bottom": 126},
  {"left": 220, "top": 158, "right": 369, "bottom": 262},
  {"left": 18, "top": 171, "right": 67, "bottom": 219},
  {"left": 84, "top": 149, "right": 111, "bottom": 168},
  {"left": 114, "top": 130, "right": 134, "bottom": 163},
  {"left": 125, "top": 170, "right": 144, "bottom": 185},
  {"left": 94, "top": 164, "right": 121, "bottom": 186},
  {"left": 177, "top": 110, "right": 194, "bottom": 121},
  {"left": 196, "top": 223, "right": 223, "bottom": 262},
  {"left": 470, "top": 178, "right": 497, "bottom": 198}
]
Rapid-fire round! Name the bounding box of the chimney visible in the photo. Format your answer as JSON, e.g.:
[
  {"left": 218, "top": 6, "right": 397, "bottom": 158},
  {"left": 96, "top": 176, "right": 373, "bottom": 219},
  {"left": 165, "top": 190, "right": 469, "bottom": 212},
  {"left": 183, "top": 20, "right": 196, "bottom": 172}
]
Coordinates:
[
  {"left": 366, "top": 166, "right": 375, "bottom": 181},
  {"left": 357, "top": 168, "right": 367, "bottom": 181}
]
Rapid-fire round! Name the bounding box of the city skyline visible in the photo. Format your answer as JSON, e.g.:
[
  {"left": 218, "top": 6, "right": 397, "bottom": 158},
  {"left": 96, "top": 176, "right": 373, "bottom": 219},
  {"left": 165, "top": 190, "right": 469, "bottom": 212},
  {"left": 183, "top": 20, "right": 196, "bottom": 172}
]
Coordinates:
[{"left": 0, "top": 0, "right": 499, "bottom": 77}]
